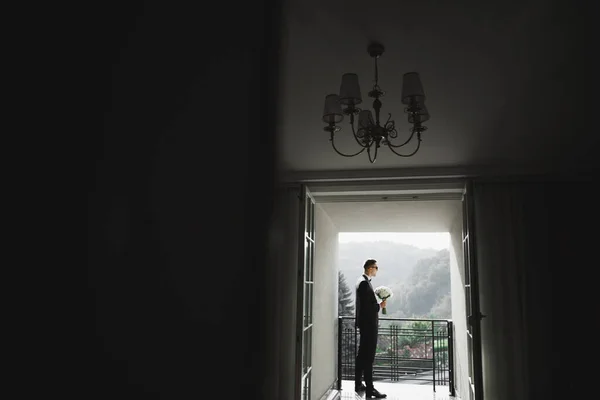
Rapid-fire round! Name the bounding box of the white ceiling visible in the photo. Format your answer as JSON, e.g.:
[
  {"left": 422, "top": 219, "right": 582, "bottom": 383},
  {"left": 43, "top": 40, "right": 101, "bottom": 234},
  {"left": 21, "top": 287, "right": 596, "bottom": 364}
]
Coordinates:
[
  {"left": 318, "top": 199, "right": 462, "bottom": 232},
  {"left": 277, "top": 0, "right": 590, "bottom": 174}
]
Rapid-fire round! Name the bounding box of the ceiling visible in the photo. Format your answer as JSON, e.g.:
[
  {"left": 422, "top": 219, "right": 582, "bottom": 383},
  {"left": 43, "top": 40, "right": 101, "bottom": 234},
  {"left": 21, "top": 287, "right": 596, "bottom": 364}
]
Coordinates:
[
  {"left": 318, "top": 199, "right": 462, "bottom": 232},
  {"left": 277, "top": 0, "right": 589, "bottom": 175}
]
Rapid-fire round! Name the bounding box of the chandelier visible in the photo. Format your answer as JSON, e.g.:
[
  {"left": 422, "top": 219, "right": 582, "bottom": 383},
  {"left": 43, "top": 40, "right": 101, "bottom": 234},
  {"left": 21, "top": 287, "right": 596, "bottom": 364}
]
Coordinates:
[{"left": 322, "top": 42, "right": 430, "bottom": 163}]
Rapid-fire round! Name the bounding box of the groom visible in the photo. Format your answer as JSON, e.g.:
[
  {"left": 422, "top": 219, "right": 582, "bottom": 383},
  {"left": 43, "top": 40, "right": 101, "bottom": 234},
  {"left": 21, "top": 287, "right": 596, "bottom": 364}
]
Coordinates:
[{"left": 355, "top": 259, "right": 387, "bottom": 399}]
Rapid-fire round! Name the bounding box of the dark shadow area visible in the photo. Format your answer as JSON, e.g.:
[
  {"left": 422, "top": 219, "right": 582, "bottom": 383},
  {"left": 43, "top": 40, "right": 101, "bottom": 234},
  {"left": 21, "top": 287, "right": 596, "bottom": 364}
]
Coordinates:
[{"left": 86, "top": 1, "right": 282, "bottom": 398}]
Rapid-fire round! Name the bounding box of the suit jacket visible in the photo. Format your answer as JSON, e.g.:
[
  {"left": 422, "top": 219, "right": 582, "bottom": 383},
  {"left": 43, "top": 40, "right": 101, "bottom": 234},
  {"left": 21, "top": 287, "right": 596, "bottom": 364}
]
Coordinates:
[{"left": 355, "top": 274, "right": 380, "bottom": 329}]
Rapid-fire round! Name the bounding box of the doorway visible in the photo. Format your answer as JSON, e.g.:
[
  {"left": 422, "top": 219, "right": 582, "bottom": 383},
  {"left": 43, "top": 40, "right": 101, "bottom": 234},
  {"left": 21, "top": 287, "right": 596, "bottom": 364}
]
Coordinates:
[{"left": 293, "top": 179, "right": 483, "bottom": 400}]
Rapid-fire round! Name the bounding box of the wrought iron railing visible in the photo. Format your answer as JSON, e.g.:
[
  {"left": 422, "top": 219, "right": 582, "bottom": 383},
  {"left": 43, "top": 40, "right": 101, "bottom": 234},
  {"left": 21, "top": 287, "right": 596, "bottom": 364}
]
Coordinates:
[{"left": 337, "top": 316, "right": 455, "bottom": 395}]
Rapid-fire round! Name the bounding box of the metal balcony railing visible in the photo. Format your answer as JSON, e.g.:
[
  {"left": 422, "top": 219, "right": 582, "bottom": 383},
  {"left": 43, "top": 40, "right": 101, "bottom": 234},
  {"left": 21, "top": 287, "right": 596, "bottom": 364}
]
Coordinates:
[{"left": 337, "top": 316, "right": 455, "bottom": 396}]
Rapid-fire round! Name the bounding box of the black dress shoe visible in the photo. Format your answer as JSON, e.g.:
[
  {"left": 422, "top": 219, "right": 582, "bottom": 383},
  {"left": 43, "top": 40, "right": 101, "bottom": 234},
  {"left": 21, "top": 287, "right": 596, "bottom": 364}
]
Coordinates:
[
  {"left": 354, "top": 383, "right": 367, "bottom": 392},
  {"left": 365, "top": 388, "right": 387, "bottom": 398}
]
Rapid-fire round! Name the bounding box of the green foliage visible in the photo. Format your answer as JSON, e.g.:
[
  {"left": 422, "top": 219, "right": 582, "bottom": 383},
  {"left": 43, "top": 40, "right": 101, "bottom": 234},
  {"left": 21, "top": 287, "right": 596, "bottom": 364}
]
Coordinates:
[
  {"left": 398, "top": 321, "right": 431, "bottom": 347},
  {"left": 434, "top": 339, "right": 448, "bottom": 351},
  {"left": 338, "top": 271, "right": 355, "bottom": 317},
  {"left": 338, "top": 271, "right": 357, "bottom": 358},
  {"left": 392, "top": 249, "right": 451, "bottom": 318}
]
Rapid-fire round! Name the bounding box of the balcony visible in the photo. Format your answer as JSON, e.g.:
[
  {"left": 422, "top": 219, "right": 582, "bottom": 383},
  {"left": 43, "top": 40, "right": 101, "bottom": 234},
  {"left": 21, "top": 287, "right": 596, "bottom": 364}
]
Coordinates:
[
  {"left": 337, "top": 317, "right": 455, "bottom": 396},
  {"left": 336, "top": 381, "right": 456, "bottom": 400}
]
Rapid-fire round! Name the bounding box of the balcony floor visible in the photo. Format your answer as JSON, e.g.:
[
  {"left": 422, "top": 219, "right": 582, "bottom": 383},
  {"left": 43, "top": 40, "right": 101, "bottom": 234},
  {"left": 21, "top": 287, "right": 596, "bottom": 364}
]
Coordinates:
[{"left": 330, "top": 380, "right": 457, "bottom": 400}]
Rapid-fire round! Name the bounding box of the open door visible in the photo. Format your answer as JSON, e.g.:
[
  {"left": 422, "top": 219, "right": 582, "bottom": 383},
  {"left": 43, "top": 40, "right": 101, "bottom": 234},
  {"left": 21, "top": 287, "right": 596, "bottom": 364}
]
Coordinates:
[
  {"left": 295, "top": 184, "right": 316, "bottom": 400},
  {"left": 462, "top": 180, "right": 484, "bottom": 400}
]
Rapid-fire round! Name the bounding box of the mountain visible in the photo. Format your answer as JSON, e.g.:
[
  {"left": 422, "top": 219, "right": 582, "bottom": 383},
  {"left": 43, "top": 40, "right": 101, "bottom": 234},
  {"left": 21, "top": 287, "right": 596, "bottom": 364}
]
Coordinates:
[
  {"left": 338, "top": 241, "right": 451, "bottom": 319},
  {"left": 338, "top": 241, "right": 438, "bottom": 291}
]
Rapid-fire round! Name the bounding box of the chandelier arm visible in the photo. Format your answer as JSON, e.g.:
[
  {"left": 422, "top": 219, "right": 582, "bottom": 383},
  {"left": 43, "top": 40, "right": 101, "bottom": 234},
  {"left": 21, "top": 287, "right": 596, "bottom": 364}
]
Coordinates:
[
  {"left": 384, "top": 113, "right": 393, "bottom": 127},
  {"left": 330, "top": 134, "right": 367, "bottom": 157},
  {"left": 387, "top": 127, "right": 417, "bottom": 148},
  {"left": 366, "top": 142, "right": 378, "bottom": 163},
  {"left": 386, "top": 132, "right": 422, "bottom": 157}
]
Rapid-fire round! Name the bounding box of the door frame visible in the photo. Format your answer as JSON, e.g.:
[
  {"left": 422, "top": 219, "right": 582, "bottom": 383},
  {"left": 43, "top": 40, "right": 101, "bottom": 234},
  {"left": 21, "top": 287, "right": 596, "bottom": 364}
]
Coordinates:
[
  {"left": 295, "top": 184, "right": 316, "bottom": 400},
  {"left": 462, "top": 180, "right": 484, "bottom": 400}
]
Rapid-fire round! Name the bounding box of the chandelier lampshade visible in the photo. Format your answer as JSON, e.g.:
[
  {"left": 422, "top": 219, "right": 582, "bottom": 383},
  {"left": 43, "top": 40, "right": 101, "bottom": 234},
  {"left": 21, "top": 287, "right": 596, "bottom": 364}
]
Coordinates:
[
  {"left": 339, "top": 73, "right": 363, "bottom": 106},
  {"left": 322, "top": 94, "right": 344, "bottom": 124}
]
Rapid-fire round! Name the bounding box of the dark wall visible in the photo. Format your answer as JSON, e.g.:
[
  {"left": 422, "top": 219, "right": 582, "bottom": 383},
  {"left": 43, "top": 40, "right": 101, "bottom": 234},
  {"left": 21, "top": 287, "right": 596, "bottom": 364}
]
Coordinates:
[{"left": 87, "top": 2, "right": 282, "bottom": 398}]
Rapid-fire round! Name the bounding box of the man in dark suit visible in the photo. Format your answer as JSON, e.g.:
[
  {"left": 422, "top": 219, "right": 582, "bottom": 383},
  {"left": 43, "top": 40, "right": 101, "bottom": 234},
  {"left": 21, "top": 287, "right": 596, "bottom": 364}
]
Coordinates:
[{"left": 355, "top": 259, "right": 387, "bottom": 399}]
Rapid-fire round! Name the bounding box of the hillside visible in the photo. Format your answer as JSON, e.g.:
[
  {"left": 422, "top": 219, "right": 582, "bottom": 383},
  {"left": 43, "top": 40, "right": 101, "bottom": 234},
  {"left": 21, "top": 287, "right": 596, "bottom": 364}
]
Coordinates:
[{"left": 338, "top": 241, "right": 451, "bottom": 319}]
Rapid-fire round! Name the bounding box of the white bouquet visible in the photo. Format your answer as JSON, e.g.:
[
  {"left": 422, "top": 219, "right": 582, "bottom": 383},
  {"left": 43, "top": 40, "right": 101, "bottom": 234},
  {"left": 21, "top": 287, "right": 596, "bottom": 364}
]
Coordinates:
[{"left": 374, "top": 286, "right": 393, "bottom": 315}]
